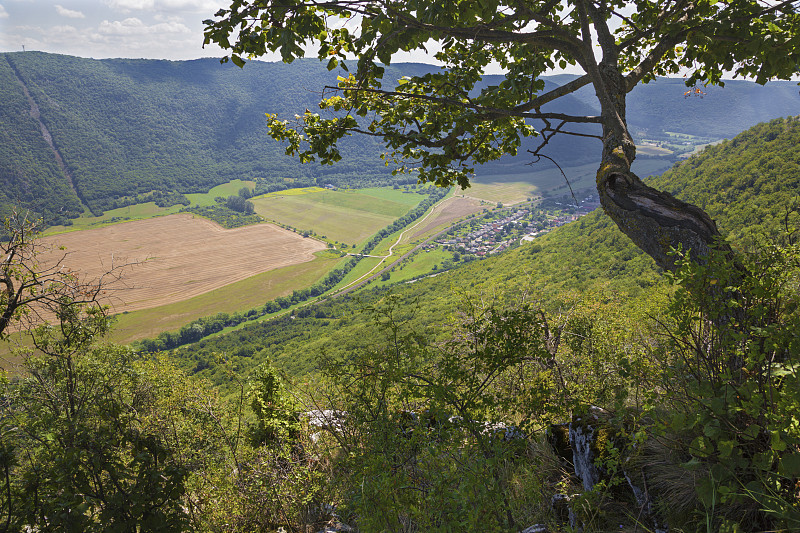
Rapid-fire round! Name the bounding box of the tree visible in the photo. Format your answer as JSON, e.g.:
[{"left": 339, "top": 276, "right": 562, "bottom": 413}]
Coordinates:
[
  {"left": 6, "top": 303, "right": 200, "bottom": 530},
  {"left": 0, "top": 211, "right": 126, "bottom": 337},
  {"left": 204, "top": 0, "right": 800, "bottom": 271}
]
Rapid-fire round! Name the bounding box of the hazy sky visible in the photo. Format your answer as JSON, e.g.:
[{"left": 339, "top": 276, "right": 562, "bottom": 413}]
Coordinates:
[
  {"left": 0, "top": 0, "right": 472, "bottom": 69},
  {"left": 0, "top": 0, "right": 241, "bottom": 60}
]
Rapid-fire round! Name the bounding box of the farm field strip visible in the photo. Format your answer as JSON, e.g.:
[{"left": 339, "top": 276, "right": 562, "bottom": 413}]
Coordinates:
[
  {"left": 39, "top": 213, "right": 326, "bottom": 316},
  {"left": 332, "top": 194, "right": 452, "bottom": 293},
  {"left": 252, "top": 189, "right": 422, "bottom": 244},
  {"left": 408, "top": 196, "right": 484, "bottom": 241},
  {"left": 109, "top": 251, "right": 343, "bottom": 344}
]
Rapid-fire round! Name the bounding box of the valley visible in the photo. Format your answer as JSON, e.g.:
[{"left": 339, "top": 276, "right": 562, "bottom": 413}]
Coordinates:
[{"left": 2, "top": 47, "right": 800, "bottom": 533}]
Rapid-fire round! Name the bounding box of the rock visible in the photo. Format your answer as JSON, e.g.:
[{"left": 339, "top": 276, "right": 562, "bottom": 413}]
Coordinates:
[
  {"left": 479, "top": 420, "right": 527, "bottom": 441},
  {"left": 304, "top": 409, "right": 347, "bottom": 432},
  {"left": 316, "top": 519, "right": 353, "bottom": 533},
  {"left": 551, "top": 494, "right": 579, "bottom": 531},
  {"left": 550, "top": 407, "right": 669, "bottom": 532},
  {"left": 569, "top": 417, "right": 603, "bottom": 492}
]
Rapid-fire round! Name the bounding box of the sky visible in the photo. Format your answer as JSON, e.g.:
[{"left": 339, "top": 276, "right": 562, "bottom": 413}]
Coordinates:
[
  {"left": 0, "top": 0, "right": 480, "bottom": 70},
  {"left": 0, "top": 0, "right": 241, "bottom": 60}
]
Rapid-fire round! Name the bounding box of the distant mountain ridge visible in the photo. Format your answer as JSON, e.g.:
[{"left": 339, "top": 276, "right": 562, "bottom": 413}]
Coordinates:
[{"left": 1, "top": 52, "right": 797, "bottom": 223}]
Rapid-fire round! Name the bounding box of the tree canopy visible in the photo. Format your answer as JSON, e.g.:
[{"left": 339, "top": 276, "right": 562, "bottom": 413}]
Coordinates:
[{"left": 204, "top": 0, "right": 800, "bottom": 270}]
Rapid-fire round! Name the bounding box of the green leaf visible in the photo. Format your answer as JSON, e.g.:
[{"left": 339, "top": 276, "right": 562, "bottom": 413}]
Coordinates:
[
  {"left": 704, "top": 419, "right": 721, "bottom": 439},
  {"left": 717, "top": 439, "right": 736, "bottom": 458}
]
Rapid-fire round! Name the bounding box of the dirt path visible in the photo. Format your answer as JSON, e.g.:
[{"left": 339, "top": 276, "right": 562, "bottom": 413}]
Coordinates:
[{"left": 333, "top": 195, "right": 454, "bottom": 293}]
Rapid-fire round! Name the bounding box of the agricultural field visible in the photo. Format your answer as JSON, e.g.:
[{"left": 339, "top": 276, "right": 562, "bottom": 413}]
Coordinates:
[
  {"left": 465, "top": 163, "right": 601, "bottom": 204},
  {"left": 109, "top": 250, "right": 344, "bottom": 344},
  {"left": 39, "top": 213, "right": 326, "bottom": 316},
  {"left": 636, "top": 144, "right": 674, "bottom": 156},
  {"left": 251, "top": 187, "right": 424, "bottom": 244},
  {"left": 408, "top": 196, "right": 485, "bottom": 241}
]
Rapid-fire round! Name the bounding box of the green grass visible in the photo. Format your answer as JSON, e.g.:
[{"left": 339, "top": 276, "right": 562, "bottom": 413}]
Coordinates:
[
  {"left": 376, "top": 248, "right": 453, "bottom": 287},
  {"left": 330, "top": 256, "right": 384, "bottom": 292},
  {"left": 44, "top": 179, "right": 257, "bottom": 235},
  {"left": 44, "top": 202, "right": 183, "bottom": 235},
  {"left": 108, "top": 250, "right": 342, "bottom": 344},
  {"left": 358, "top": 187, "right": 434, "bottom": 206},
  {"left": 185, "top": 179, "right": 256, "bottom": 207},
  {"left": 251, "top": 187, "right": 422, "bottom": 244}
]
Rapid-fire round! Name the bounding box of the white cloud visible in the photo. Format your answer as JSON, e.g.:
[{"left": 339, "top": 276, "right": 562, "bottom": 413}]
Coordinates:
[
  {"left": 55, "top": 4, "right": 85, "bottom": 19},
  {"left": 105, "top": 0, "right": 155, "bottom": 11},
  {"left": 159, "top": 0, "right": 218, "bottom": 10},
  {"left": 0, "top": 4, "right": 8, "bottom": 19},
  {"left": 99, "top": 17, "right": 190, "bottom": 36}
]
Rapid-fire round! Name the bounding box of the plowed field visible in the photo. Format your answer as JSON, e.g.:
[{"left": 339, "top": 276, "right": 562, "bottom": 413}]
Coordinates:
[
  {"left": 40, "top": 214, "right": 326, "bottom": 314},
  {"left": 409, "top": 196, "right": 484, "bottom": 240}
]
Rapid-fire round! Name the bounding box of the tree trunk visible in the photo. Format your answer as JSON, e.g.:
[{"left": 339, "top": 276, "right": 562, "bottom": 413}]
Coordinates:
[{"left": 592, "top": 67, "right": 729, "bottom": 272}]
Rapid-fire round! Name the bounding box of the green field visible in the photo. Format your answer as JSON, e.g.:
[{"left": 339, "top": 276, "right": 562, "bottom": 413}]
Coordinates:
[
  {"left": 185, "top": 179, "right": 256, "bottom": 207},
  {"left": 375, "top": 248, "right": 454, "bottom": 287},
  {"left": 330, "top": 256, "right": 384, "bottom": 293},
  {"left": 109, "top": 250, "right": 344, "bottom": 344},
  {"left": 36, "top": 183, "right": 435, "bottom": 346},
  {"left": 251, "top": 187, "right": 424, "bottom": 244},
  {"left": 44, "top": 179, "right": 256, "bottom": 235}
]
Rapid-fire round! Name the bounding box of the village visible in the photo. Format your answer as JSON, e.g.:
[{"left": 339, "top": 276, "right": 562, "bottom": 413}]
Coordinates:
[{"left": 432, "top": 193, "right": 601, "bottom": 258}]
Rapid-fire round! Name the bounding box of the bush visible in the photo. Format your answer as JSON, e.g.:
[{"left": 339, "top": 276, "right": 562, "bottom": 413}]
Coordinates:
[{"left": 639, "top": 241, "right": 800, "bottom": 531}]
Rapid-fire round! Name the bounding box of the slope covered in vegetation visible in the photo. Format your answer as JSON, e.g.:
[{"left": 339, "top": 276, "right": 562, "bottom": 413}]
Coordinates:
[
  {"left": 5, "top": 117, "right": 799, "bottom": 532},
  {"left": 0, "top": 52, "right": 593, "bottom": 220},
  {"left": 172, "top": 117, "right": 800, "bottom": 383}
]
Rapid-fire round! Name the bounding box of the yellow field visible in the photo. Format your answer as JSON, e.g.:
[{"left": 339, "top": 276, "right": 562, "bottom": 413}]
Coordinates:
[{"left": 38, "top": 213, "right": 326, "bottom": 315}]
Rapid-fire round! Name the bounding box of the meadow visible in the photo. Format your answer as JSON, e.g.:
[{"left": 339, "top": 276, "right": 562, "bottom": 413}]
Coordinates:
[
  {"left": 43, "top": 180, "right": 256, "bottom": 235},
  {"left": 251, "top": 187, "right": 424, "bottom": 244}
]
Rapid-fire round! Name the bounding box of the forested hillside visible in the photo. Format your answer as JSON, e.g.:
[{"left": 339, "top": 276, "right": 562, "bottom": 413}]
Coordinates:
[
  {"left": 173, "top": 117, "right": 800, "bottom": 384},
  {"left": 0, "top": 56, "right": 83, "bottom": 224},
  {"left": 0, "top": 52, "right": 593, "bottom": 221},
  {"left": 1, "top": 52, "right": 798, "bottom": 224}
]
